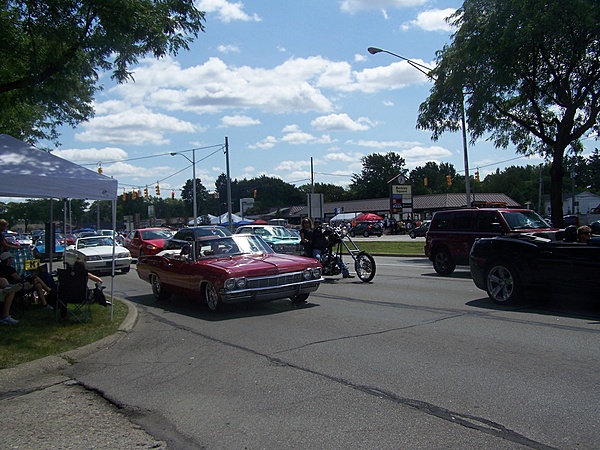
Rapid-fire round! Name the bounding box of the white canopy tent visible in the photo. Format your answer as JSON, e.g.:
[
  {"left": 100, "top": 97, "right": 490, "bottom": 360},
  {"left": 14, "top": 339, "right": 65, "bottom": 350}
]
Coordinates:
[
  {"left": 330, "top": 212, "right": 363, "bottom": 224},
  {"left": 0, "top": 134, "right": 119, "bottom": 319}
]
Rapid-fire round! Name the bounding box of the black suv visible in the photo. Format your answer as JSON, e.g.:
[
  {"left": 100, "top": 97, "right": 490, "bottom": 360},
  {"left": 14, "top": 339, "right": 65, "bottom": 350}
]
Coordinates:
[
  {"left": 425, "top": 208, "right": 554, "bottom": 275},
  {"left": 349, "top": 221, "right": 383, "bottom": 237},
  {"left": 163, "top": 226, "right": 232, "bottom": 250}
]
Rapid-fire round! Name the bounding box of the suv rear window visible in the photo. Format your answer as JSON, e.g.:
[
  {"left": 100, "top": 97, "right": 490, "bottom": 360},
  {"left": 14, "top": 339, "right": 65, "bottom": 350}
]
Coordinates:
[{"left": 430, "top": 212, "right": 451, "bottom": 230}]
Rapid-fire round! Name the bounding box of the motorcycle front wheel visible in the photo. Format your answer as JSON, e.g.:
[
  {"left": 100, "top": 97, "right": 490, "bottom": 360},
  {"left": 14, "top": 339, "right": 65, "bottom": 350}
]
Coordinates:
[{"left": 354, "top": 251, "right": 376, "bottom": 282}]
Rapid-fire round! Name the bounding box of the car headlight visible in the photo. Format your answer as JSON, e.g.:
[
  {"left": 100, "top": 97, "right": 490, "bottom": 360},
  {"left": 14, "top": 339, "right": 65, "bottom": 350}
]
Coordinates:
[
  {"left": 145, "top": 244, "right": 158, "bottom": 250},
  {"left": 225, "top": 277, "right": 247, "bottom": 290},
  {"left": 86, "top": 255, "right": 101, "bottom": 261},
  {"left": 302, "top": 269, "right": 312, "bottom": 280},
  {"left": 117, "top": 252, "right": 130, "bottom": 258},
  {"left": 312, "top": 267, "right": 322, "bottom": 279}
]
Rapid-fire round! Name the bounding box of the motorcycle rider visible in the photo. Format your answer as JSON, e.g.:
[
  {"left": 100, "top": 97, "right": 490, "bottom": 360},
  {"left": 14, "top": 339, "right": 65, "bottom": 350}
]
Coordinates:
[{"left": 313, "top": 219, "right": 355, "bottom": 278}]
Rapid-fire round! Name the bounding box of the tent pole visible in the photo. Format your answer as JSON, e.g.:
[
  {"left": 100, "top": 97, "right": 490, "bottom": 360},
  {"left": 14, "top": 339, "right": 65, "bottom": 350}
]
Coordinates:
[{"left": 110, "top": 199, "right": 116, "bottom": 321}]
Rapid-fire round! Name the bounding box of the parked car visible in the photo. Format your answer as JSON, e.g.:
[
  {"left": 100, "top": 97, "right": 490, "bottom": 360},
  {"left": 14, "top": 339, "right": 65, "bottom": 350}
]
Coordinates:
[
  {"left": 349, "top": 221, "right": 383, "bottom": 237},
  {"left": 15, "top": 234, "right": 33, "bottom": 247},
  {"left": 408, "top": 220, "right": 431, "bottom": 239},
  {"left": 124, "top": 228, "right": 174, "bottom": 258},
  {"left": 425, "top": 208, "right": 555, "bottom": 275},
  {"left": 163, "top": 226, "right": 232, "bottom": 251},
  {"left": 469, "top": 232, "right": 600, "bottom": 305},
  {"left": 33, "top": 237, "right": 65, "bottom": 261},
  {"left": 137, "top": 234, "right": 323, "bottom": 311},
  {"left": 64, "top": 236, "right": 131, "bottom": 274},
  {"left": 234, "top": 225, "right": 302, "bottom": 254}
]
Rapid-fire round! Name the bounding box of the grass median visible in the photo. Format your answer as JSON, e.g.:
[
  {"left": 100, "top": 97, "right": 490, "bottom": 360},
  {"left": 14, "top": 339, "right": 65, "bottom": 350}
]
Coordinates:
[
  {"left": 0, "top": 298, "right": 128, "bottom": 370},
  {"left": 342, "top": 239, "right": 426, "bottom": 256}
]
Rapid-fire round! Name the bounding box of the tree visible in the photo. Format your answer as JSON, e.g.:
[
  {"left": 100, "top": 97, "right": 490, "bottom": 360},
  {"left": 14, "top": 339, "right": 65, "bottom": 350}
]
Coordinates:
[
  {"left": 349, "top": 152, "right": 408, "bottom": 199},
  {"left": 409, "top": 162, "right": 458, "bottom": 195},
  {"left": 417, "top": 0, "right": 600, "bottom": 227},
  {"left": 298, "top": 183, "right": 350, "bottom": 203},
  {"left": 0, "top": 0, "right": 205, "bottom": 144},
  {"left": 181, "top": 178, "right": 209, "bottom": 217}
]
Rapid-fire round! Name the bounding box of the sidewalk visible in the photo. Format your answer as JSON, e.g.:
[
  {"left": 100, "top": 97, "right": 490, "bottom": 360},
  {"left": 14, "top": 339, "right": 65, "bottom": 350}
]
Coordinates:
[{"left": 0, "top": 300, "right": 168, "bottom": 450}]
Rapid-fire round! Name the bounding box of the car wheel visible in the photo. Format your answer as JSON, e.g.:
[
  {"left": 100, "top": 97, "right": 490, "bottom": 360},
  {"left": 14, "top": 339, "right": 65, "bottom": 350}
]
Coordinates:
[
  {"left": 121, "top": 266, "right": 130, "bottom": 274},
  {"left": 291, "top": 293, "right": 309, "bottom": 304},
  {"left": 204, "top": 282, "right": 220, "bottom": 311},
  {"left": 363, "top": 231, "right": 369, "bottom": 237},
  {"left": 355, "top": 251, "right": 376, "bottom": 282},
  {"left": 350, "top": 231, "right": 356, "bottom": 237},
  {"left": 432, "top": 248, "right": 455, "bottom": 276},
  {"left": 485, "top": 261, "right": 521, "bottom": 305},
  {"left": 151, "top": 274, "right": 170, "bottom": 300},
  {"left": 409, "top": 231, "right": 416, "bottom": 239}
]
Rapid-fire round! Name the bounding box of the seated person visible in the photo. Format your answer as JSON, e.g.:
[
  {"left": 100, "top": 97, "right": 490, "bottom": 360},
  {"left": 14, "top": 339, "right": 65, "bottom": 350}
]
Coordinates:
[
  {"left": 0, "top": 252, "right": 54, "bottom": 309},
  {"left": 0, "top": 277, "right": 22, "bottom": 325},
  {"left": 34, "top": 264, "right": 57, "bottom": 310},
  {"left": 577, "top": 225, "right": 592, "bottom": 244}
]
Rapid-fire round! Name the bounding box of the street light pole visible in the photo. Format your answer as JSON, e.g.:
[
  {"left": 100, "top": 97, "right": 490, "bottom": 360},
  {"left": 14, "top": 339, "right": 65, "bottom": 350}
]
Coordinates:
[
  {"left": 170, "top": 149, "right": 197, "bottom": 226},
  {"left": 368, "top": 46, "right": 472, "bottom": 207}
]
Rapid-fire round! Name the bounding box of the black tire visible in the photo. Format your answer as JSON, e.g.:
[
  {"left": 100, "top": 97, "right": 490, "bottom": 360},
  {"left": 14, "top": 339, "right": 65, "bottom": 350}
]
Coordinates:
[
  {"left": 432, "top": 248, "right": 455, "bottom": 276},
  {"left": 485, "top": 261, "right": 521, "bottom": 305},
  {"left": 121, "top": 266, "right": 130, "bottom": 274},
  {"left": 151, "top": 274, "right": 170, "bottom": 301},
  {"left": 291, "top": 293, "right": 309, "bottom": 304},
  {"left": 409, "top": 231, "right": 416, "bottom": 239},
  {"left": 204, "top": 282, "right": 220, "bottom": 311},
  {"left": 355, "top": 251, "right": 376, "bottom": 282},
  {"left": 363, "top": 231, "right": 369, "bottom": 237},
  {"left": 350, "top": 231, "right": 356, "bottom": 237}
]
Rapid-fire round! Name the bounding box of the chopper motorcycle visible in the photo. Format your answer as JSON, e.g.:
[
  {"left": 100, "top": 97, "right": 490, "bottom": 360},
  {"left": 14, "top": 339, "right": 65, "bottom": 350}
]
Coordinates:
[{"left": 318, "top": 225, "right": 376, "bottom": 282}]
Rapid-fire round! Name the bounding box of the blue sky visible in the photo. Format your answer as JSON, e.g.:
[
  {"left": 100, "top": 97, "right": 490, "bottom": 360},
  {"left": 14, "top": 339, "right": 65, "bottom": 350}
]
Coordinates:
[{"left": 48, "top": 0, "right": 550, "bottom": 199}]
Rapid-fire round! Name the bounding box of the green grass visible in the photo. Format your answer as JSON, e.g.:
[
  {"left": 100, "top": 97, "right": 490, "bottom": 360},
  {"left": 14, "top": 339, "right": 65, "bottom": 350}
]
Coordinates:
[
  {"left": 0, "top": 298, "right": 127, "bottom": 369},
  {"left": 340, "top": 240, "right": 426, "bottom": 256}
]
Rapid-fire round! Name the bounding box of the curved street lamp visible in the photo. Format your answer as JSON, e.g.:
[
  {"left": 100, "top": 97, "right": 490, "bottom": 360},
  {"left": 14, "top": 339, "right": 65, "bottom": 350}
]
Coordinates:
[
  {"left": 170, "top": 149, "right": 197, "bottom": 226},
  {"left": 368, "top": 47, "right": 472, "bottom": 208}
]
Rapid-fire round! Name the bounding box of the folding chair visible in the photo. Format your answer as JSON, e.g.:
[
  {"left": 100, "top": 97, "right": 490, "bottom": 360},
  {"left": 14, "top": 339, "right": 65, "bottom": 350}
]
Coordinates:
[
  {"left": 8, "top": 247, "right": 40, "bottom": 318},
  {"left": 56, "top": 268, "right": 92, "bottom": 322}
]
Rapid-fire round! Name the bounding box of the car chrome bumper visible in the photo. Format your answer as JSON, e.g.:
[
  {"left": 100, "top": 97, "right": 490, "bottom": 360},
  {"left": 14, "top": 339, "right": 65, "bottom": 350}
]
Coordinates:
[
  {"left": 220, "top": 278, "right": 323, "bottom": 304},
  {"left": 86, "top": 258, "right": 132, "bottom": 272}
]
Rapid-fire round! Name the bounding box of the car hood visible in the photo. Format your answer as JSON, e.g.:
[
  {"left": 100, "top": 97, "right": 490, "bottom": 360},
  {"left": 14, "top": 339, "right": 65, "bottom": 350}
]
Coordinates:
[
  {"left": 201, "top": 253, "right": 318, "bottom": 276},
  {"left": 75, "top": 245, "right": 129, "bottom": 256},
  {"left": 140, "top": 238, "right": 167, "bottom": 247}
]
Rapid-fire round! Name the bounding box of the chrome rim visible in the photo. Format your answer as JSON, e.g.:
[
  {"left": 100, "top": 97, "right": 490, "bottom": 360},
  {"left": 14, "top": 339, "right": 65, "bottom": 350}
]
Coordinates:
[
  {"left": 205, "top": 283, "right": 219, "bottom": 311},
  {"left": 151, "top": 275, "right": 161, "bottom": 297},
  {"left": 487, "top": 265, "right": 514, "bottom": 302}
]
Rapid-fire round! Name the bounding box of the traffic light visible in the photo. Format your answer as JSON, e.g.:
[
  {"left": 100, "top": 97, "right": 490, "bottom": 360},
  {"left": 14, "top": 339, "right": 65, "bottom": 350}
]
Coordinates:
[
  {"left": 253, "top": 189, "right": 257, "bottom": 199},
  {"left": 446, "top": 175, "right": 452, "bottom": 186},
  {"left": 144, "top": 187, "right": 149, "bottom": 197},
  {"left": 155, "top": 184, "right": 160, "bottom": 196},
  {"left": 475, "top": 170, "right": 480, "bottom": 182},
  {"left": 171, "top": 190, "right": 175, "bottom": 199},
  {"left": 97, "top": 165, "right": 103, "bottom": 174},
  {"left": 132, "top": 189, "right": 137, "bottom": 200},
  {"left": 122, "top": 191, "right": 127, "bottom": 201},
  {"left": 424, "top": 176, "right": 428, "bottom": 187}
]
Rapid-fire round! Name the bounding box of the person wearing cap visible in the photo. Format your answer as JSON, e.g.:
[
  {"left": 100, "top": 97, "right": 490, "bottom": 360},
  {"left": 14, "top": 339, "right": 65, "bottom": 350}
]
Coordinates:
[
  {"left": 0, "top": 252, "right": 53, "bottom": 311},
  {"left": 0, "top": 219, "right": 21, "bottom": 251}
]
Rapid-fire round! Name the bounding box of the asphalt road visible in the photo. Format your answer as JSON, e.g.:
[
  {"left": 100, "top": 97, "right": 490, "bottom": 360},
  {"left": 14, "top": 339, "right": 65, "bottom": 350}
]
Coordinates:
[{"left": 64, "top": 255, "right": 600, "bottom": 449}]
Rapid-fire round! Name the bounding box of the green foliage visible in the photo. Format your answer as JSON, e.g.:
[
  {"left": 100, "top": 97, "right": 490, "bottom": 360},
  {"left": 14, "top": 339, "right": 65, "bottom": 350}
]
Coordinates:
[
  {"left": 349, "top": 152, "right": 408, "bottom": 199},
  {"left": 417, "top": 0, "right": 600, "bottom": 227},
  {"left": 0, "top": 0, "right": 205, "bottom": 144}
]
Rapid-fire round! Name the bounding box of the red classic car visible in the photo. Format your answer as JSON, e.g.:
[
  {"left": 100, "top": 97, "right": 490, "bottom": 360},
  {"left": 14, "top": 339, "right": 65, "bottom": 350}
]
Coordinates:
[
  {"left": 136, "top": 234, "right": 323, "bottom": 311},
  {"left": 124, "top": 227, "right": 174, "bottom": 258}
]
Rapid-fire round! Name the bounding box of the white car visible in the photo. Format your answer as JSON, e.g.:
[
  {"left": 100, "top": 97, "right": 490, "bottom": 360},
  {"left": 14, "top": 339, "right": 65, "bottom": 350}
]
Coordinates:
[{"left": 65, "top": 236, "right": 132, "bottom": 274}]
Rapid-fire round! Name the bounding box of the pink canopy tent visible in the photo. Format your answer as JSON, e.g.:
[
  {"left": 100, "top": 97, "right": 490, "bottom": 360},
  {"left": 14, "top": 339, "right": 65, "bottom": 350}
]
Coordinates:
[{"left": 355, "top": 213, "right": 383, "bottom": 222}]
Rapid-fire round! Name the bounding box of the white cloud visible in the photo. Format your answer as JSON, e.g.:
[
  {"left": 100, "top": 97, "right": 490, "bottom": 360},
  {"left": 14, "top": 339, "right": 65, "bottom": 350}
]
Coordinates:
[
  {"left": 217, "top": 44, "right": 240, "bottom": 53},
  {"left": 401, "top": 8, "right": 456, "bottom": 32},
  {"left": 274, "top": 160, "right": 311, "bottom": 171},
  {"left": 354, "top": 60, "right": 431, "bottom": 93},
  {"left": 219, "top": 115, "right": 261, "bottom": 127},
  {"left": 197, "top": 0, "right": 261, "bottom": 23},
  {"left": 340, "top": 0, "right": 427, "bottom": 14},
  {"left": 311, "top": 114, "right": 371, "bottom": 132},
  {"left": 74, "top": 107, "right": 197, "bottom": 145},
  {"left": 250, "top": 136, "right": 278, "bottom": 149},
  {"left": 52, "top": 147, "right": 128, "bottom": 163}
]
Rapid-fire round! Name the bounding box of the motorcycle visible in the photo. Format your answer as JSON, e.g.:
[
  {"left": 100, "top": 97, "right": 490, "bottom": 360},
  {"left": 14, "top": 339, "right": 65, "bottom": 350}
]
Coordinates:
[{"left": 319, "top": 225, "right": 376, "bottom": 282}]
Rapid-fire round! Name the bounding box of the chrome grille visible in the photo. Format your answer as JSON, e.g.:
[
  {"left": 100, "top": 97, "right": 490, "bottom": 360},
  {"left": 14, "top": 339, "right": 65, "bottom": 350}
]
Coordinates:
[{"left": 246, "top": 271, "right": 304, "bottom": 289}]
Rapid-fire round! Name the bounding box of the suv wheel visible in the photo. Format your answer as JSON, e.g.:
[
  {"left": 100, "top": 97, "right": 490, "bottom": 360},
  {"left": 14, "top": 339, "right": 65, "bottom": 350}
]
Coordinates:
[
  {"left": 363, "top": 230, "right": 369, "bottom": 237},
  {"left": 432, "top": 248, "right": 456, "bottom": 276}
]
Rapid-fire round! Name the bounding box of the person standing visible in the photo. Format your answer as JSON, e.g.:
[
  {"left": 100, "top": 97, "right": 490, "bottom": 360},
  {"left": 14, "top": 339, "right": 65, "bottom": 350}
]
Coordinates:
[
  {"left": 0, "top": 219, "right": 21, "bottom": 251},
  {"left": 299, "top": 218, "right": 313, "bottom": 257}
]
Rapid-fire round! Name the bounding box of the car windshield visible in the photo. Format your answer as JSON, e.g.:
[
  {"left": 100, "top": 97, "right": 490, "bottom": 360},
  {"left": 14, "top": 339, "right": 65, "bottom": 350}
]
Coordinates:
[
  {"left": 501, "top": 211, "right": 551, "bottom": 230},
  {"left": 142, "top": 230, "right": 172, "bottom": 240},
  {"left": 196, "top": 235, "right": 273, "bottom": 258},
  {"left": 77, "top": 237, "right": 114, "bottom": 248}
]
